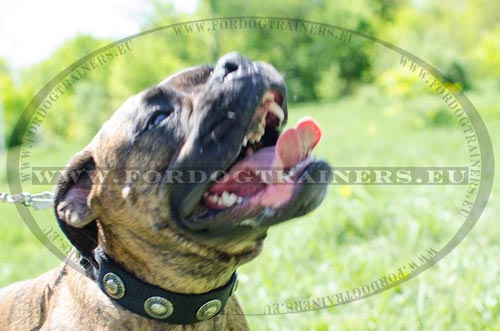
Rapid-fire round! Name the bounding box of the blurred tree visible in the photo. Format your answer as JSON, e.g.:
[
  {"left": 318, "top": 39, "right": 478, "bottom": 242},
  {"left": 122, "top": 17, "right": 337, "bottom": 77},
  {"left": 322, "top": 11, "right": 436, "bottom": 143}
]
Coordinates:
[
  {"left": 378, "top": 0, "right": 500, "bottom": 92},
  {"left": 1, "top": 59, "right": 34, "bottom": 148},
  {"left": 0, "top": 59, "right": 9, "bottom": 151},
  {"left": 4, "top": 0, "right": 499, "bottom": 147},
  {"left": 469, "top": 27, "right": 500, "bottom": 79},
  {"left": 19, "top": 35, "right": 112, "bottom": 141},
  {"left": 193, "top": 0, "right": 385, "bottom": 101},
  {"left": 105, "top": 29, "right": 210, "bottom": 111}
]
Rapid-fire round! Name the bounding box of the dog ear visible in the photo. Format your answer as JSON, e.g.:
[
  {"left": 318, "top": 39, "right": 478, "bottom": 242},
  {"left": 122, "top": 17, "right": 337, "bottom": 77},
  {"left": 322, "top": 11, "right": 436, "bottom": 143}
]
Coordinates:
[{"left": 54, "top": 150, "right": 99, "bottom": 266}]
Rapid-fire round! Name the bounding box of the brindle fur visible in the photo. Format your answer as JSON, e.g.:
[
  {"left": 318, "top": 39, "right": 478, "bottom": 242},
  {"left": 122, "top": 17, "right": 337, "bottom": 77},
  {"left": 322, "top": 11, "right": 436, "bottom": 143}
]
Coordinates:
[{"left": 0, "top": 53, "right": 327, "bottom": 330}]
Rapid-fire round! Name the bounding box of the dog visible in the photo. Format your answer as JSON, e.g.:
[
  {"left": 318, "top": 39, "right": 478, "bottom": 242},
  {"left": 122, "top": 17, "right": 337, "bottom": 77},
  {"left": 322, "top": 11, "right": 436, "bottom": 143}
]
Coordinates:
[{"left": 0, "top": 52, "right": 331, "bottom": 330}]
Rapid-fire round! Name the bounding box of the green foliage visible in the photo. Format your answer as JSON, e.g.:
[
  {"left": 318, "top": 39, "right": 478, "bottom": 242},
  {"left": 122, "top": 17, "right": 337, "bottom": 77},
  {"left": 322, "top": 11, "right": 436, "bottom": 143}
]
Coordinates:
[
  {"left": 316, "top": 64, "right": 345, "bottom": 100},
  {"left": 469, "top": 27, "right": 500, "bottom": 77},
  {"left": 2, "top": 35, "right": 112, "bottom": 145},
  {"left": 378, "top": 0, "right": 500, "bottom": 90},
  {"left": 1, "top": 0, "right": 499, "bottom": 147},
  {"left": 21, "top": 35, "right": 110, "bottom": 91},
  {"left": 416, "top": 105, "right": 456, "bottom": 128},
  {"left": 191, "top": 0, "right": 381, "bottom": 101},
  {"left": 1, "top": 72, "right": 34, "bottom": 147},
  {"left": 443, "top": 61, "right": 472, "bottom": 91},
  {"left": 106, "top": 34, "right": 198, "bottom": 109}
]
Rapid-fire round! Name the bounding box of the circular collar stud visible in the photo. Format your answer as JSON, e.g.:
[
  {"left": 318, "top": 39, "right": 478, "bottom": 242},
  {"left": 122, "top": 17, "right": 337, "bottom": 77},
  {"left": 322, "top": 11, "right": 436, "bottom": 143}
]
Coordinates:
[
  {"left": 196, "top": 299, "right": 222, "bottom": 321},
  {"left": 144, "top": 296, "right": 174, "bottom": 320},
  {"left": 102, "top": 272, "right": 125, "bottom": 299}
]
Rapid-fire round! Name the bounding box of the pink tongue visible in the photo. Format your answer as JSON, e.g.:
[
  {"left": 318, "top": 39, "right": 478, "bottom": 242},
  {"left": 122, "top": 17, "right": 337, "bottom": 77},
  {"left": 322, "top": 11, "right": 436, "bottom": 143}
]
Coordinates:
[
  {"left": 207, "top": 117, "right": 322, "bottom": 196},
  {"left": 274, "top": 117, "right": 322, "bottom": 168}
]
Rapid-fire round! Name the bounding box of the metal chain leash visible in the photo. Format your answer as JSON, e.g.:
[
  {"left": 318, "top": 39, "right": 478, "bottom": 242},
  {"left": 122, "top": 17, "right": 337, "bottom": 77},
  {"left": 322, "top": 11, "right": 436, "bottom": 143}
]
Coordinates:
[{"left": 0, "top": 191, "right": 54, "bottom": 210}]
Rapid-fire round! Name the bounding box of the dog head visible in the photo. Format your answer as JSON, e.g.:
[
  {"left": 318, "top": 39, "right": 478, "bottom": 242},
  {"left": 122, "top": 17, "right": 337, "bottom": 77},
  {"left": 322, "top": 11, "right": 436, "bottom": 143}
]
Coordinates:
[{"left": 54, "top": 52, "right": 331, "bottom": 266}]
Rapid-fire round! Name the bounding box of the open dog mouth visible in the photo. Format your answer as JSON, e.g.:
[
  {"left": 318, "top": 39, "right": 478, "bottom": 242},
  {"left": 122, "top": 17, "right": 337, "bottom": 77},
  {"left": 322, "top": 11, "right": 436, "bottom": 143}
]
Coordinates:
[
  {"left": 203, "top": 89, "right": 320, "bottom": 210},
  {"left": 179, "top": 88, "right": 329, "bottom": 231}
]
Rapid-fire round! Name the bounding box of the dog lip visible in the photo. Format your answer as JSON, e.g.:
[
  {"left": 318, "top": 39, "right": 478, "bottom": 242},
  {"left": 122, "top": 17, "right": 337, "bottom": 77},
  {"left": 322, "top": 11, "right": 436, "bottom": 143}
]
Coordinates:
[
  {"left": 177, "top": 86, "right": 287, "bottom": 221},
  {"left": 179, "top": 160, "right": 331, "bottom": 233}
]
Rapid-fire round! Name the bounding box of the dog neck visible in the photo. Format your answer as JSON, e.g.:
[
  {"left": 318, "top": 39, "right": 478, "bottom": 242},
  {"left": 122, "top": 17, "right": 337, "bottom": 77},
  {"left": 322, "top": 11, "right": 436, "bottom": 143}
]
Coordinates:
[{"left": 91, "top": 221, "right": 262, "bottom": 295}]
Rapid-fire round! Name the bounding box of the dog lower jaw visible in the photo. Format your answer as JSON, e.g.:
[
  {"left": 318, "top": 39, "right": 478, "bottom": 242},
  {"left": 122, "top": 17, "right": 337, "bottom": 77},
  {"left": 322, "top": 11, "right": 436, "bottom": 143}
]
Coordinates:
[
  {"left": 162, "top": 224, "right": 266, "bottom": 262},
  {"left": 177, "top": 160, "right": 331, "bottom": 236}
]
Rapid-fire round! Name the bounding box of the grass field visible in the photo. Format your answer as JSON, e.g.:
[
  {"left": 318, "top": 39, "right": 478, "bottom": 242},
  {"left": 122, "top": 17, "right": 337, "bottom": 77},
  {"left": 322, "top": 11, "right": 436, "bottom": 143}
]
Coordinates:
[{"left": 1, "top": 83, "right": 499, "bottom": 330}]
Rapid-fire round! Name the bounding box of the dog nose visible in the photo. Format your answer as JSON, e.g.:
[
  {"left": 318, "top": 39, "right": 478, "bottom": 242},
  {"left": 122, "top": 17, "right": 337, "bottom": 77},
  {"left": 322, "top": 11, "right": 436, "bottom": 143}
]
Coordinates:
[{"left": 213, "top": 52, "right": 249, "bottom": 80}]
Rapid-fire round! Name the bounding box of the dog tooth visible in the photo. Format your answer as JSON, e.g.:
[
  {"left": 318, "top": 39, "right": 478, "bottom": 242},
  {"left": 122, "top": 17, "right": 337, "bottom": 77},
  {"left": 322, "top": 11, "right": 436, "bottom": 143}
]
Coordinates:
[
  {"left": 255, "top": 127, "right": 265, "bottom": 142},
  {"left": 216, "top": 191, "right": 237, "bottom": 207},
  {"left": 209, "top": 194, "right": 219, "bottom": 203},
  {"left": 217, "top": 195, "right": 227, "bottom": 206},
  {"left": 221, "top": 192, "right": 231, "bottom": 206},
  {"left": 268, "top": 102, "right": 285, "bottom": 122},
  {"left": 263, "top": 91, "right": 275, "bottom": 102},
  {"left": 261, "top": 113, "right": 267, "bottom": 124},
  {"left": 227, "top": 193, "right": 238, "bottom": 206},
  {"left": 240, "top": 219, "right": 259, "bottom": 228},
  {"left": 258, "top": 122, "right": 265, "bottom": 132},
  {"left": 242, "top": 136, "right": 248, "bottom": 147},
  {"left": 237, "top": 197, "right": 243, "bottom": 204}
]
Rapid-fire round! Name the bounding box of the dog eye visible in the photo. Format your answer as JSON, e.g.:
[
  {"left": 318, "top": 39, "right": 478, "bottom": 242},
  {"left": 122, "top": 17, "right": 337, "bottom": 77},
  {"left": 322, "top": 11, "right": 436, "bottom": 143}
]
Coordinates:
[{"left": 148, "top": 112, "right": 171, "bottom": 129}]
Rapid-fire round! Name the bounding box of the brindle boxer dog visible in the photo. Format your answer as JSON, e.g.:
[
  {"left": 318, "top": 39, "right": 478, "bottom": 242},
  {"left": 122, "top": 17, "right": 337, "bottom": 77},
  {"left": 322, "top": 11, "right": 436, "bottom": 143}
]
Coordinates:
[{"left": 0, "top": 52, "right": 331, "bottom": 330}]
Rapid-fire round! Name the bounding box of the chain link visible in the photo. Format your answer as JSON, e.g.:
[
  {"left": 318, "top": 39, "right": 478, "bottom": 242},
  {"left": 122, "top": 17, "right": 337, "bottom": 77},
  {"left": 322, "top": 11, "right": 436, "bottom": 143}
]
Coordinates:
[{"left": 1, "top": 191, "right": 54, "bottom": 210}]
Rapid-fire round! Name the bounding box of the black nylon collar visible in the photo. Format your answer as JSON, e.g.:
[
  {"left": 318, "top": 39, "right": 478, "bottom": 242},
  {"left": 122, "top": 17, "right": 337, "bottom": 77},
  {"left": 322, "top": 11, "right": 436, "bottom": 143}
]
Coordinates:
[{"left": 96, "top": 254, "right": 238, "bottom": 324}]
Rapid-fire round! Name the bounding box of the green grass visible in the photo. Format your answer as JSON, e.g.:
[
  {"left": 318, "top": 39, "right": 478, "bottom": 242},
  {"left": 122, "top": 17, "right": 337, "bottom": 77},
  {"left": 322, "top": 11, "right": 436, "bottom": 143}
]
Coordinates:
[
  {"left": 1, "top": 85, "right": 499, "bottom": 330},
  {"left": 0, "top": 139, "right": 85, "bottom": 284}
]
